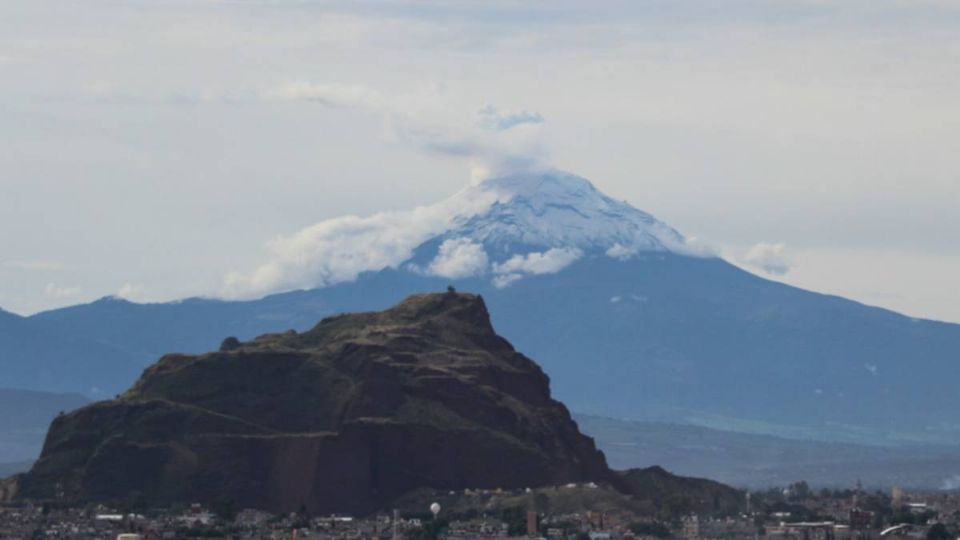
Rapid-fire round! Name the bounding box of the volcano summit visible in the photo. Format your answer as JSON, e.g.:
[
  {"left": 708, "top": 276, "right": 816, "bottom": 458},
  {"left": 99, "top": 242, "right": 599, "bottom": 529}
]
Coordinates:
[{"left": 8, "top": 170, "right": 960, "bottom": 449}]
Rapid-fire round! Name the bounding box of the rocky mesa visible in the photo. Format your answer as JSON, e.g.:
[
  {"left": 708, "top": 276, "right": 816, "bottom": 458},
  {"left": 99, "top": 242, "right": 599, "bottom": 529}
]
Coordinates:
[{"left": 7, "top": 291, "right": 740, "bottom": 515}]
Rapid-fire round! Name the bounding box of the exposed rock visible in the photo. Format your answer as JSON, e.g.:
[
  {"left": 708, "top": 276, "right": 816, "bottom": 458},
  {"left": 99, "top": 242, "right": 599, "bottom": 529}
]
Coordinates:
[
  {"left": 13, "top": 293, "right": 612, "bottom": 515},
  {"left": 11, "top": 292, "right": 743, "bottom": 515},
  {"left": 218, "top": 336, "right": 241, "bottom": 352}
]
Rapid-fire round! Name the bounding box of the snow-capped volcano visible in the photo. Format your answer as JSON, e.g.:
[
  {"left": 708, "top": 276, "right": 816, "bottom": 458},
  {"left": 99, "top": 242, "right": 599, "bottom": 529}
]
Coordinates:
[
  {"left": 441, "top": 172, "right": 687, "bottom": 256},
  {"left": 22, "top": 171, "right": 960, "bottom": 452},
  {"left": 225, "top": 170, "right": 702, "bottom": 297}
]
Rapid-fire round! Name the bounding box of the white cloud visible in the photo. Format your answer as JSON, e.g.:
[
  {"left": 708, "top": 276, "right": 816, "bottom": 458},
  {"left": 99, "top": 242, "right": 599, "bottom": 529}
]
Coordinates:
[
  {"left": 674, "top": 236, "right": 718, "bottom": 258},
  {"left": 44, "top": 283, "right": 80, "bottom": 299},
  {"left": 494, "top": 247, "right": 583, "bottom": 275},
  {"left": 81, "top": 80, "right": 117, "bottom": 98},
  {"left": 742, "top": 242, "right": 791, "bottom": 275},
  {"left": 223, "top": 186, "right": 502, "bottom": 299},
  {"left": 265, "top": 82, "right": 386, "bottom": 110},
  {"left": 605, "top": 243, "right": 635, "bottom": 260},
  {"left": 477, "top": 104, "right": 543, "bottom": 131},
  {"left": 3, "top": 1, "right": 960, "bottom": 321},
  {"left": 606, "top": 235, "right": 716, "bottom": 261},
  {"left": 265, "top": 80, "right": 547, "bottom": 183},
  {"left": 491, "top": 247, "right": 582, "bottom": 287},
  {"left": 492, "top": 273, "right": 523, "bottom": 288},
  {"left": 2, "top": 260, "right": 62, "bottom": 271},
  {"left": 424, "top": 237, "right": 489, "bottom": 279},
  {"left": 116, "top": 282, "right": 145, "bottom": 300}
]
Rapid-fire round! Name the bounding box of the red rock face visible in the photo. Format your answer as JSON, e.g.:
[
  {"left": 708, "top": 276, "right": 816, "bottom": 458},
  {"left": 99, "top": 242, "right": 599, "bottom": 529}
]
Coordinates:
[{"left": 14, "top": 292, "right": 612, "bottom": 514}]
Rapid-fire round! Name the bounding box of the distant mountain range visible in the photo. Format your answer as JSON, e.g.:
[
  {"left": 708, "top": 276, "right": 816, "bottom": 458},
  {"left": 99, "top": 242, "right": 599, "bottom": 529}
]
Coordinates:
[
  {"left": 0, "top": 307, "right": 147, "bottom": 396},
  {"left": 0, "top": 461, "right": 32, "bottom": 479},
  {"left": 2, "top": 170, "right": 959, "bottom": 449},
  {"left": 0, "top": 388, "right": 88, "bottom": 466},
  {"left": 576, "top": 415, "right": 960, "bottom": 490}
]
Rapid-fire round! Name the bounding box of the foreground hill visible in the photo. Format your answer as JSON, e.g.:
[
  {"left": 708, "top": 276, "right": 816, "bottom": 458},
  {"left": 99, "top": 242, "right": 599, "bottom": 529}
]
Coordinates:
[
  {"left": 7, "top": 293, "right": 740, "bottom": 515},
  {"left": 10, "top": 171, "right": 960, "bottom": 447}
]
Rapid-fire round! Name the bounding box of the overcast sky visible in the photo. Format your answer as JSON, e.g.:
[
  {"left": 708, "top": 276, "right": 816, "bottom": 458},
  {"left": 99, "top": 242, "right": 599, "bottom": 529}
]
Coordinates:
[{"left": 1, "top": 0, "right": 958, "bottom": 322}]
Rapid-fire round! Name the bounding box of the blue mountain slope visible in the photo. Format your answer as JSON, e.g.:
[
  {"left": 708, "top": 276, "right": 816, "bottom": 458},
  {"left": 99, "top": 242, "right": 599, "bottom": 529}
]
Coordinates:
[
  {"left": 7, "top": 171, "right": 960, "bottom": 445},
  {"left": 0, "top": 306, "right": 147, "bottom": 396},
  {"left": 575, "top": 415, "right": 960, "bottom": 489},
  {"left": 17, "top": 254, "right": 960, "bottom": 445},
  {"left": 0, "top": 388, "right": 89, "bottom": 463}
]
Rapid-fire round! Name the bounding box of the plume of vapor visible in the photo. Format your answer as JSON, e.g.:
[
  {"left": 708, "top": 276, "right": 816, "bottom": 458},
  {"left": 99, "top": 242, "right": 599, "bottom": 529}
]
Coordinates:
[
  {"left": 264, "top": 81, "right": 548, "bottom": 182},
  {"left": 742, "top": 241, "right": 792, "bottom": 275},
  {"left": 223, "top": 185, "right": 502, "bottom": 299}
]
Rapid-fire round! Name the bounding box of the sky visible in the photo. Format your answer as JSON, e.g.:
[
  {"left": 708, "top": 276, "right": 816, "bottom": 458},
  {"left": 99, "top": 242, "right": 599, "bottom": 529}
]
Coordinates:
[{"left": 1, "top": 0, "right": 958, "bottom": 322}]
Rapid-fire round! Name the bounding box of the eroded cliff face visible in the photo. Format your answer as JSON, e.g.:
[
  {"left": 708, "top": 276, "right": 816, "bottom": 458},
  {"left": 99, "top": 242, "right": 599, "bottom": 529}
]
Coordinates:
[{"left": 14, "top": 292, "right": 611, "bottom": 514}]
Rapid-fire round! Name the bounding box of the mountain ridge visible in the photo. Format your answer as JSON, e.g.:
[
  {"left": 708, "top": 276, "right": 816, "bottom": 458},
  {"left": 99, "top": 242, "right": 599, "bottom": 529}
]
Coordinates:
[
  {"left": 576, "top": 414, "right": 960, "bottom": 490},
  {"left": 3, "top": 170, "right": 960, "bottom": 449},
  {"left": 0, "top": 388, "right": 89, "bottom": 466},
  {"left": 7, "top": 292, "right": 743, "bottom": 515},
  {"left": 441, "top": 172, "right": 689, "bottom": 257}
]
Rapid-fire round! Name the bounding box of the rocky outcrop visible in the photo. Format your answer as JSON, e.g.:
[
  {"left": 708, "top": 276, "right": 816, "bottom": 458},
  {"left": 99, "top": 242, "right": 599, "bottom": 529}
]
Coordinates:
[
  {"left": 13, "top": 292, "right": 613, "bottom": 514},
  {"left": 617, "top": 466, "right": 744, "bottom": 515}
]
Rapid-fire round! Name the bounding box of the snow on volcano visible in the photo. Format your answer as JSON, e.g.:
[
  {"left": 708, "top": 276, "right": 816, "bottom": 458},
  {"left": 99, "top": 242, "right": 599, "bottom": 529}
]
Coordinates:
[{"left": 225, "top": 170, "right": 705, "bottom": 297}]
